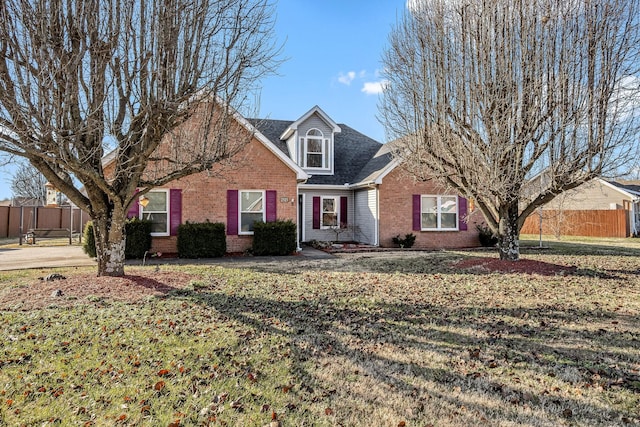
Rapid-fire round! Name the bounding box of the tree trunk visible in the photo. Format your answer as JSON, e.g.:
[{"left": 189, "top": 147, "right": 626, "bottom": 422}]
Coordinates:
[
  {"left": 498, "top": 202, "right": 520, "bottom": 261},
  {"left": 92, "top": 211, "right": 127, "bottom": 277}
]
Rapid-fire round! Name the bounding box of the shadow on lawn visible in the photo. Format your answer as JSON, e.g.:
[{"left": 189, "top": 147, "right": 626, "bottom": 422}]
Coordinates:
[
  {"left": 239, "top": 250, "right": 638, "bottom": 278},
  {"left": 173, "top": 287, "right": 639, "bottom": 425}
]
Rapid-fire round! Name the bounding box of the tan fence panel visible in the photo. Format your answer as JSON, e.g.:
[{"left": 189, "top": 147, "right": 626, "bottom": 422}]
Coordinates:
[
  {"left": 0, "top": 207, "right": 8, "bottom": 237},
  {"left": 522, "top": 209, "right": 629, "bottom": 238},
  {"left": 0, "top": 206, "right": 90, "bottom": 238}
]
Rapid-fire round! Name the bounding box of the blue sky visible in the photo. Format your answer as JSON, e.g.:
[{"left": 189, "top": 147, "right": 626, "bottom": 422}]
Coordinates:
[
  {"left": 0, "top": 1, "right": 405, "bottom": 200},
  {"left": 256, "top": 0, "right": 405, "bottom": 142}
]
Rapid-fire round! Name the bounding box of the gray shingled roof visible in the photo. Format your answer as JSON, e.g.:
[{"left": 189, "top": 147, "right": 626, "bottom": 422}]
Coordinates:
[
  {"left": 608, "top": 180, "right": 640, "bottom": 195},
  {"left": 248, "top": 118, "right": 393, "bottom": 186}
]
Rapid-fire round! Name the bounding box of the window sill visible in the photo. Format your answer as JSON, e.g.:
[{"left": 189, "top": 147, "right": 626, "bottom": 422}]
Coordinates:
[{"left": 303, "top": 168, "right": 333, "bottom": 175}]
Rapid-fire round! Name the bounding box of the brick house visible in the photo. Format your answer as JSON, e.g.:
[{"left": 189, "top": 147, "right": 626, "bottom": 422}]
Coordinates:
[{"left": 113, "top": 105, "right": 480, "bottom": 254}]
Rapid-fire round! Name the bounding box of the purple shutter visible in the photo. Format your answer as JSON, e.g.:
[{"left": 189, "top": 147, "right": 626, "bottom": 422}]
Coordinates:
[
  {"left": 169, "top": 189, "right": 182, "bottom": 236},
  {"left": 340, "top": 196, "right": 348, "bottom": 228},
  {"left": 312, "top": 196, "right": 320, "bottom": 229},
  {"left": 458, "top": 196, "right": 468, "bottom": 231},
  {"left": 227, "top": 190, "right": 238, "bottom": 235},
  {"left": 127, "top": 189, "right": 139, "bottom": 219},
  {"left": 412, "top": 194, "right": 421, "bottom": 231},
  {"left": 266, "top": 190, "right": 277, "bottom": 222}
]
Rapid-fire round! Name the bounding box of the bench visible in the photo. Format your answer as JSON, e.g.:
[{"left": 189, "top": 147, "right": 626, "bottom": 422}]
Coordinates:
[{"left": 25, "top": 228, "right": 72, "bottom": 245}]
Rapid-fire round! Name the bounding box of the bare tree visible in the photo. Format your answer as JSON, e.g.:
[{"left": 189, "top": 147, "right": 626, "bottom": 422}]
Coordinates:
[
  {"left": 0, "top": 0, "right": 280, "bottom": 275},
  {"left": 11, "top": 162, "right": 47, "bottom": 205},
  {"left": 380, "top": 0, "right": 640, "bottom": 260}
]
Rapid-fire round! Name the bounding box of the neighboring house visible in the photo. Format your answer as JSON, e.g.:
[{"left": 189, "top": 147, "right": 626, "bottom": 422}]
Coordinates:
[
  {"left": 110, "top": 105, "right": 480, "bottom": 254},
  {"left": 522, "top": 177, "right": 640, "bottom": 237}
]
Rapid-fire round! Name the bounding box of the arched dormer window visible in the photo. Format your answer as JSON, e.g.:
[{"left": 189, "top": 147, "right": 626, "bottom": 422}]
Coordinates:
[
  {"left": 302, "top": 128, "right": 330, "bottom": 170},
  {"left": 305, "top": 129, "right": 323, "bottom": 168}
]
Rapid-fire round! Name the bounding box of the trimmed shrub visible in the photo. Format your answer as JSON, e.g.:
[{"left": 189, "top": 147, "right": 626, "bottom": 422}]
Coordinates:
[
  {"left": 125, "top": 218, "right": 153, "bottom": 259},
  {"left": 477, "top": 224, "right": 499, "bottom": 247},
  {"left": 392, "top": 233, "right": 417, "bottom": 248},
  {"left": 177, "top": 221, "right": 226, "bottom": 258},
  {"left": 82, "top": 221, "right": 97, "bottom": 258},
  {"left": 81, "top": 218, "right": 152, "bottom": 259},
  {"left": 252, "top": 220, "right": 297, "bottom": 256}
]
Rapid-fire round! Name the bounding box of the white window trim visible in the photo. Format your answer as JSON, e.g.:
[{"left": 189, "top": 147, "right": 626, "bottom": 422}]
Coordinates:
[
  {"left": 140, "top": 189, "right": 170, "bottom": 237},
  {"left": 301, "top": 128, "right": 332, "bottom": 172},
  {"left": 421, "top": 195, "right": 458, "bottom": 231},
  {"left": 239, "top": 190, "right": 265, "bottom": 236},
  {"left": 320, "top": 196, "right": 340, "bottom": 229}
]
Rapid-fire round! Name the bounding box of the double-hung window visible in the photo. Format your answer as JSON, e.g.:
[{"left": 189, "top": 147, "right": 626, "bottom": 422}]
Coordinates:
[
  {"left": 140, "top": 190, "right": 169, "bottom": 236},
  {"left": 321, "top": 197, "right": 338, "bottom": 228},
  {"left": 239, "top": 190, "right": 265, "bottom": 234},
  {"left": 301, "top": 129, "right": 330, "bottom": 170},
  {"left": 421, "top": 195, "right": 458, "bottom": 230}
]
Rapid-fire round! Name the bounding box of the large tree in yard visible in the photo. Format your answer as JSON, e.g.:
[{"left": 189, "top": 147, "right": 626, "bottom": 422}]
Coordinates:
[
  {"left": 380, "top": 0, "right": 640, "bottom": 260},
  {"left": 0, "top": 0, "right": 280, "bottom": 275}
]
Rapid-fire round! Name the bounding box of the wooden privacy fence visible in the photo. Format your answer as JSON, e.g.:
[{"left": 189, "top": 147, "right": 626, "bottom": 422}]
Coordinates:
[
  {"left": 521, "top": 209, "right": 630, "bottom": 238},
  {"left": 0, "top": 206, "right": 90, "bottom": 239}
]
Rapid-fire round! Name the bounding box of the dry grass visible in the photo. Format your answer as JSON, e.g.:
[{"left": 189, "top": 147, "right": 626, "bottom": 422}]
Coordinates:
[{"left": 0, "top": 243, "right": 638, "bottom": 426}]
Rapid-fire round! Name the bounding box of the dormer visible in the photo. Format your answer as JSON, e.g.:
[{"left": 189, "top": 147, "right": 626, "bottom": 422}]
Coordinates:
[{"left": 280, "top": 106, "right": 341, "bottom": 175}]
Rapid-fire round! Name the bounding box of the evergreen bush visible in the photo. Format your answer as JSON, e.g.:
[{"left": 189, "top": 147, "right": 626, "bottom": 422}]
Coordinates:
[
  {"left": 392, "top": 233, "right": 417, "bottom": 248},
  {"left": 125, "top": 218, "right": 153, "bottom": 259},
  {"left": 252, "top": 220, "right": 297, "bottom": 256},
  {"left": 82, "top": 221, "right": 96, "bottom": 258},
  {"left": 477, "top": 224, "right": 499, "bottom": 247},
  {"left": 82, "top": 218, "right": 152, "bottom": 259},
  {"left": 177, "top": 221, "right": 226, "bottom": 258}
]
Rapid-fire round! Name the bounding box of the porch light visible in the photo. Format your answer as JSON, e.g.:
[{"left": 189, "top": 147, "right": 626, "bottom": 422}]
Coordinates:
[{"left": 139, "top": 195, "right": 150, "bottom": 208}]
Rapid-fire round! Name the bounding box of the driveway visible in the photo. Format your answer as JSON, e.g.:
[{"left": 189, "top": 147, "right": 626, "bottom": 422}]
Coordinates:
[
  {"left": 0, "top": 246, "right": 96, "bottom": 271},
  {"left": 0, "top": 245, "right": 332, "bottom": 271}
]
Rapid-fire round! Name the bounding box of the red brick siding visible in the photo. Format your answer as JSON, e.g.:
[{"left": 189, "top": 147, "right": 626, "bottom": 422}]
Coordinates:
[
  {"left": 379, "top": 168, "right": 480, "bottom": 248},
  {"left": 150, "top": 137, "right": 298, "bottom": 254}
]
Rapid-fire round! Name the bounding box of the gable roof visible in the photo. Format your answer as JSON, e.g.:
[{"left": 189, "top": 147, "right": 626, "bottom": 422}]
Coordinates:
[
  {"left": 250, "top": 118, "right": 391, "bottom": 186},
  {"left": 102, "top": 103, "right": 308, "bottom": 182},
  {"left": 352, "top": 140, "right": 401, "bottom": 186},
  {"left": 279, "top": 105, "right": 341, "bottom": 140}
]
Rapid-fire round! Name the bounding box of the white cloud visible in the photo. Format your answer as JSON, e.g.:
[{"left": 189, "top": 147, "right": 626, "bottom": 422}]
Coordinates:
[
  {"left": 338, "top": 71, "right": 356, "bottom": 85},
  {"left": 361, "top": 80, "right": 388, "bottom": 95}
]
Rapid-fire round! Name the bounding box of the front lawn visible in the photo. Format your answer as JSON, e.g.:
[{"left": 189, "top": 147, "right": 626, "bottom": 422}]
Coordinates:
[{"left": 0, "top": 246, "right": 638, "bottom": 426}]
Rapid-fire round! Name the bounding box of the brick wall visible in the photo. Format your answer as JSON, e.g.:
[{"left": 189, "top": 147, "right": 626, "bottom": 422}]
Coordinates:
[
  {"left": 151, "top": 136, "right": 298, "bottom": 254},
  {"left": 378, "top": 168, "right": 480, "bottom": 249}
]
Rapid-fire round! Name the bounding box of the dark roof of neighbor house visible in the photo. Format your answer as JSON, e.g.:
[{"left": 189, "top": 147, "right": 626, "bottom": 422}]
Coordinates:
[
  {"left": 609, "top": 180, "right": 640, "bottom": 195},
  {"left": 248, "top": 118, "right": 392, "bottom": 186}
]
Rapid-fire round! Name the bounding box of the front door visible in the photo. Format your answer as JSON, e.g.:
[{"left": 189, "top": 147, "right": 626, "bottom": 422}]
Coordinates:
[{"left": 298, "top": 194, "right": 304, "bottom": 247}]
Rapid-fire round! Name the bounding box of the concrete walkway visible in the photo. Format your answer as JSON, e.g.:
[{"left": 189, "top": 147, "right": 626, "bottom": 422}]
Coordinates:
[{"left": 0, "top": 245, "right": 332, "bottom": 271}]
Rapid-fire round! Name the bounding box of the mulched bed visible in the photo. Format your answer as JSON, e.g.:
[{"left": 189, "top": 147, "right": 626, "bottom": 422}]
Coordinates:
[
  {"left": 0, "top": 270, "right": 194, "bottom": 311},
  {"left": 454, "top": 257, "right": 577, "bottom": 276}
]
